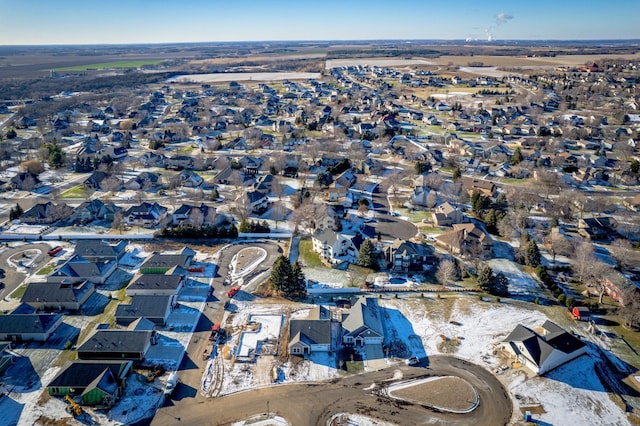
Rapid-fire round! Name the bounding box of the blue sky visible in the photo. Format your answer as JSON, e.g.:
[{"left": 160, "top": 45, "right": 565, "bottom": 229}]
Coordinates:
[{"left": 1, "top": 0, "right": 638, "bottom": 45}]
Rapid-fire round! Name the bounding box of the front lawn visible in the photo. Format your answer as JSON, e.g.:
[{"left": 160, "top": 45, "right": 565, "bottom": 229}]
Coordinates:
[
  {"left": 59, "top": 185, "right": 88, "bottom": 198},
  {"left": 298, "top": 239, "right": 323, "bottom": 268}
]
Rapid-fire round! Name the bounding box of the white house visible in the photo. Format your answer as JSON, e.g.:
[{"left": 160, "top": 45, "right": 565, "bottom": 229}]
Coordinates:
[
  {"left": 501, "top": 321, "right": 587, "bottom": 375},
  {"left": 312, "top": 229, "right": 365, "bottom": 264}
]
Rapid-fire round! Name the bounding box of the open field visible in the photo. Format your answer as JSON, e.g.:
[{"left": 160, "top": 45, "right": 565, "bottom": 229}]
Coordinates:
[
  {"left": 429, "top": 53, "right": 640, "bottom": 68},
  {"left": 168, "top": 71, "right": 321, "bottom": 83},
  {"left": 326, "top": 58, "right": 436, "bottom": 69},
  {"left": 56, "top": 60, "right": 165, "bottom": 71}
]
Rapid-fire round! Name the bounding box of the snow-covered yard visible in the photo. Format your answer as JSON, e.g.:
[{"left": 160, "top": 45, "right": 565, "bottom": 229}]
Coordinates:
[{"left": 488, "top": 258, "right": 545, "bottom": 301}]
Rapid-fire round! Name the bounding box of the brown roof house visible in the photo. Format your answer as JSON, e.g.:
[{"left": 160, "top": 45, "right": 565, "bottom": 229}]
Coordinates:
[
  {"left": 435, "top": 223, "right": 492, "bottom": 256},
  {"left": 432, "top": 202, "right": 466, "bottom": 227}
]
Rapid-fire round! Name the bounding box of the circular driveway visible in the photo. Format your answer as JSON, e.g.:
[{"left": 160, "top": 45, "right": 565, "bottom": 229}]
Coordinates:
[{"left": 153, "top": 356, "right": 512, "bottom": 426}]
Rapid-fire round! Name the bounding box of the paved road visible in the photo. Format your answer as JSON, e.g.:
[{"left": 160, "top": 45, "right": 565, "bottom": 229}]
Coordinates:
[
  {"left": 370, "top": 185, "right": 418, "bottom": 241},
  {"left": 169, "top": 240, "right": 284, "bottom": 406},
  {"left": 0, "top": 242, "right": 52, "bottom": 301},
  {"left": 152, "top": 355, "right": 512, "bottom": 426}
]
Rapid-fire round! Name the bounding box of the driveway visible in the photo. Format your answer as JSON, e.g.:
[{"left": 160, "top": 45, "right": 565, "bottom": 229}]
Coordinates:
[{"left": 370, "top": 186, "right": 417, "bottom": 241}]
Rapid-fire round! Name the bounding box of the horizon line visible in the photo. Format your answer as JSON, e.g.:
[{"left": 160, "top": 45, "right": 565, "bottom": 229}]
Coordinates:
[{"left": 2, "top": 38, "right": 640, "bottom": 48}]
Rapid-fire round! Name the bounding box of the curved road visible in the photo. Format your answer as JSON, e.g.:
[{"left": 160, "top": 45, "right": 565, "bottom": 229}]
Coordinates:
[
  {"left": 0, "top": 242, "right": 52, "bottom": 301},
  {"left": 153, "top": 356, "right": 512, "bottom": 426}
]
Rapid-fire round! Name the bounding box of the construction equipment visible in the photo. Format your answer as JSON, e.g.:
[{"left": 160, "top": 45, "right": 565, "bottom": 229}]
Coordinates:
[{"left": 64, "top": 395, "right": 82, "bottom": 417}]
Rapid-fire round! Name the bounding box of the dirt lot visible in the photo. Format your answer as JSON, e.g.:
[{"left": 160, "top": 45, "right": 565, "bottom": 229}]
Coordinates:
[{"left": 389, "top": 376, "right": 476, "bottom": 411}]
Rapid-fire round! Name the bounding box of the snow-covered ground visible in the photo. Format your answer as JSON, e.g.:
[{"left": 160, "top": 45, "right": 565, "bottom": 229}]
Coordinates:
[{"left": 488, "top": 258, "right": 545, "bottom": 301}]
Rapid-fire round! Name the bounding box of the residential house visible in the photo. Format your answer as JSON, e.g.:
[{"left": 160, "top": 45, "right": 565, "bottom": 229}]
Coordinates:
[
  {"left": 140, "top": 152, "right": 166, "bottom": 168},
  {"left": 341, "top": 297, "right": 384, "bottom": 347},
  {"left": 20, "top": 202, "right": 73, "bottom": 224},
  {"left": 126, "top": 273, "right": 186, "bottom": 296},
  {"left": 47, "top": 254, "right": 117, "bottom": 285},
  {"left": 171, "top": 203, "right": 216, "bottom": 228},
  {"left": 578, "top": 217, "right": 618, "bottom": 240},
  {"left": 139, "top": 249, "right": 194, "bottom": 274},
  {"left": 312, "top": 229, "right": 365, "bottom": 264},
  {"left": 244, "top": 190, "right": 270, "bottom": 213},
  {"left": 10, "top": 171, "right": 41, "bottom": 191},
  {"left": 165, "top": 155, "right": 195, "bottom": 170},
  {"left": 77, "top": 330, "right": 155, "bottom": 361},
  {"left": 461, "top": 177, "right": 496, "bottom": 197},
  {"left": 47, "top": 360, "right": 132, "bottom": 406},
  {"left": 83, "top": 171, "right": 122, "bottom": 191},
  {"left": 0, "top": 313, "right": 63, "bottom": 342},
  {"left": 74, "top": 240, "right": 127, "bottom": 264},
  {"left": 124, "top": 172, "right": 161, "bottom": 191},
  {"left": 501, "top": 321, "right": 586, "bottom": 375},
  {"left": 178, "top": 170, "right": 203, "bottom": 188},
  {"left": 432, "top": 202, "right": 465, "bottom": 227},
  {"left": 383, "top": 239, "right": 435, "bottom": 272},
  {"left": 435, "top": 223, "right": 492, "bottom": 256},
  {"left": 21, "top": 281, "right": 95, "bottom": 311},
  {"left": 123, "top": 202, "right": 168, "bottom": 228},
  {"left": 68, "top": 199, "right": 121, "bottom": 224},
  {"left": 115, "top": 295, "right": 174, "bottom": 326},
  {"left": 288, "top": 305, "right": 334, "bottom": 356}
]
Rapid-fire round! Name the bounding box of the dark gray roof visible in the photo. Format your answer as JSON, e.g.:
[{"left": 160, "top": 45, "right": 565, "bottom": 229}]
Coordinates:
[
  {"left": 75, "top": 240, "right": 126, "bottom": 259},
  {"left": 50, "top": 255, "right": 115, "bottom": 279},
  {"left": 342, "top": 297, "right": 384, "bottom": 337},
  {"left": 140, "top": 254, "right": 192, "bottom": 270},
  {"left": 290, "top": 319, "right": 332, "bottom": 346},
  {"left": 0, "top": 314, "right": 62, "bottom": 335},
  {"left": 22, "top": 281, "right": 94, "bottom": 306},
  {"left": 504, "top": 322, "right": 586, "bottom": 367},
  {"left": 127, "top": 274, "right": 183, "bottom": 291},
  {"left": 115, "top": 295, "right": 171, "bottom": 321},
  {"left": 48, "top": 360, "right": 131, "bottom": 389},
  {"left": 77, "top": 330, "right": 152, "bottom": 354}
]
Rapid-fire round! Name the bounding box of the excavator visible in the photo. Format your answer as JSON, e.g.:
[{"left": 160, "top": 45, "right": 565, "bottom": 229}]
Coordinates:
[{"left": 64, "top": 395, "right": 82, "bottom": 417}]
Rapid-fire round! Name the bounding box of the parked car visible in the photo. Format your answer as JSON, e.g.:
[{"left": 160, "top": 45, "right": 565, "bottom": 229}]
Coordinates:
[
  {"left": 48, "top": 246, "right": 63, "bottom": 256},
  {"left": 227, "top": 287, "right": 240, "bottom": 298},
  {"left": 405, "top": 356, "right": 419, "bottom": 366}
]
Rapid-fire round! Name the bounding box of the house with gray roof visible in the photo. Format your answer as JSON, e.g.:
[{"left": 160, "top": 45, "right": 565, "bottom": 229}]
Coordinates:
[
  {"left": 139, "top": 248, "right": 194, "bottom": 274},
  {"left": 47, "top": 254, "right": 117, "bottom": 285},
  {"left": 74, "top": 240, "right": 127, "bottom": 263},
  {"left": 312, "top": 228, "right": 365, "bottom": 265},
  {"left": 0, "top": 313, "right": 63, "bottom": 342},
  {"left": 288, "top": 306, "right": 334, "bottom": 356},
  {"left": 68, "top": 199, "right": 121, "bottom": 224},
  {"left": 126, "top": 273, "right": 186, "bottom": 297},
  {"left": 21, "top": 281, "right": 95, "bottom": 311},
  {"left": 123, "top": 202, "right": 168, "bottom": 228},
  {"left": 501, "top": 321, "right": 587, "bottom": 375},
  {"left": 341, "top": 297, "right": 384, "bottom": 347},
  {"left": 115, "top": 295, "right": 174, "bottom": 326},
  {"left": 77, "top": 330, "right": 155, "bottom": 361},
  {"left": 47, "top": 360, "right": 132, "bottom": 406}
]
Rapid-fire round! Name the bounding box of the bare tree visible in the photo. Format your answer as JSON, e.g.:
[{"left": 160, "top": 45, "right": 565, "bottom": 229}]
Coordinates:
[
  {"left": 436, "top": 259, "right": 458, "bottom": 285},
  {"left": 620, "top": 287, "right": 640, "bottom": 329},
  {"left": 610, "top": 238, "right": 634, "bottom": 270}
]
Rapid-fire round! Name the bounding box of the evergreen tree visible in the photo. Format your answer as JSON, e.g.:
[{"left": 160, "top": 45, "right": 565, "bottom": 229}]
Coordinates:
[
  {"left": 477, "top": 265, "right": 496, "bottom": 293},
  {"left": 495, "top": 272, "right": 509, "bottom": 296},
  {"left": 270, "top": 255, "right": 292, "bottom": 295},
  {"left": 9, "top": 203, "right": 23, "bottom": 220},
  {"left": 484, "top": 209, "right": 499, "bottom": 234},
  {"left": 525, "top": 240, "right": 541, "bottom": 267},
  {"left": 269, "top": 256, "right": 307, "bottom": 300},
  {"left": 357, "top": 239, "right": 378, "bottom": 270},
  {"left": 510, "top": 147, "right": 523, "bottom": 165},
  {"left": 291, "top": 261, "right": 307, "bottom": 300},
  {"left": 452, "top": 167, "right": 461, "bottom": 182}
]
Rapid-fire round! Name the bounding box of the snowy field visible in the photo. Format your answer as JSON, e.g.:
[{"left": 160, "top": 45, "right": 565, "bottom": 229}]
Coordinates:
[
  {"left": 168, "top": 72, "right": 321, "bottom": 83},
  {"left": 488, "top": 258, "right": 545, "bottom": 301},
  {"left": 236, "top": 314, "right": 283, "bottom": 358}
]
